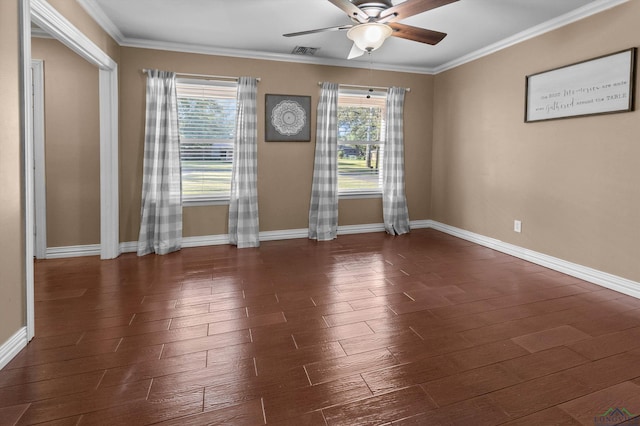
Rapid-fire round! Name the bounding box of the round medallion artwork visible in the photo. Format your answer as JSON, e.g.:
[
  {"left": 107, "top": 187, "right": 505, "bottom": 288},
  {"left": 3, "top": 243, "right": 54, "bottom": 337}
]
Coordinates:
[{"left": 271, "top": 100, "right": 306, "bottom": 136}]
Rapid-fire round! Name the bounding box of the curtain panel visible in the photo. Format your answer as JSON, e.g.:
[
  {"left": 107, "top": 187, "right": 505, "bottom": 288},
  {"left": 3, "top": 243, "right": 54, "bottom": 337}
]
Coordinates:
[
  {"left": 137, "top": 69, "right": 183, "bottom": 256},
  {"left": 382, "top": 86, "right": 410, "bottom": 235},
  {"left": 228, "top": 76, "right": 260, "bottom": 248},
  {"left": 309, "top": 82, "right": 339, "bottom": 241}
]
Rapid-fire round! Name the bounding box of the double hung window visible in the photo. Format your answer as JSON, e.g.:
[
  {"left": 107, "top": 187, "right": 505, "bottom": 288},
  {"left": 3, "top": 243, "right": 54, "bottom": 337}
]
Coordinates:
[
  {"left": 176, "top": 79, "right": 238, "bottom": 204},
  {"left": 337, "top": 90, "right": 386, "bottom": 196}
]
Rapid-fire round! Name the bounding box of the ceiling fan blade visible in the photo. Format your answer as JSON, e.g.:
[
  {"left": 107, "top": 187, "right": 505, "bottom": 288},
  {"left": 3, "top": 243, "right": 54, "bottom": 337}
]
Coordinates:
[
  {"left": 389, "top": 22, "right": 447, "bottom": 45},
  {"left": 379, "top": 0, "right": 458, "bottom": 22},
  {"left": 328, "top": 0, "right": 369, "bottom": 23},
  {"left": 347, "top": 43, "right": 365, "bottom": 59},
  {"left": 283, "top": 24, "right": 353, "bottom": 37}
]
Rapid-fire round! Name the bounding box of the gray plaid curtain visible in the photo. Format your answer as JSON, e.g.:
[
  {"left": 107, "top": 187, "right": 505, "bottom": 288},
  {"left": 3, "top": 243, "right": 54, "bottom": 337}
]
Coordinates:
[
  {"left": 137, "top": 69, "right": 182, "bottom": 256},
  {"left": 308, "top": 82, "right": 339, "bottom": 241},
  {"left": 382, "top": 87, "right": 410, "bottom": 235},
  {"left": 228, "top": 77, "right": 260, "bottom": 248}
]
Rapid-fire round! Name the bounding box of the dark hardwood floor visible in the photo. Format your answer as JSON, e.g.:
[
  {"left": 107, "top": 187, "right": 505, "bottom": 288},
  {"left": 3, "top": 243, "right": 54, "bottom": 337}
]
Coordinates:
[{"left": 2, "top": 229, "right": 640, "bottom": 425}]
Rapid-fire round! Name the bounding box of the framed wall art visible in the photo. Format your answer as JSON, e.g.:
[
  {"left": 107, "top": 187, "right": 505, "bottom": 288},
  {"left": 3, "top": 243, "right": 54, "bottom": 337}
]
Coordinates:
[
  {"left": 525, "top": 48, "right": 636, "bottom": 122},
  {"left": 265, "top": 94, "right": 311, "bottom": 141}
]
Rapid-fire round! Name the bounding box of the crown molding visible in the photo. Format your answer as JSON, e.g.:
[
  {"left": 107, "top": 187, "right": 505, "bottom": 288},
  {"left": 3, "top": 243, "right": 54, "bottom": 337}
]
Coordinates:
[
  {"left": 118, "top": 37, "right": 436, "bottom": 75},
  {"left": 77, "top": 0, "right": 628, "bottom": 75},
  {"left": 433, "top": 0, "right": 630, "bottom": 73},
  {"left": 76, "top": 0, "right": 125, "bottom": 43}
]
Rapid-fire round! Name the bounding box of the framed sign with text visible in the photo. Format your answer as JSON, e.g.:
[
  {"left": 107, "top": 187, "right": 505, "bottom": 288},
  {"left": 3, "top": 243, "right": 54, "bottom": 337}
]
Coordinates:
[{"left": 525, "top": 48, "right": 636, "bottom": 122}]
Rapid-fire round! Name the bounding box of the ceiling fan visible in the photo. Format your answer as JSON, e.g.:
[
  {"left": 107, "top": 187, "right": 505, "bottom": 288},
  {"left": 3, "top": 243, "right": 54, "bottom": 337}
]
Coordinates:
[{"left": 283, "top": 0, "right": 459, "bottom": 59}]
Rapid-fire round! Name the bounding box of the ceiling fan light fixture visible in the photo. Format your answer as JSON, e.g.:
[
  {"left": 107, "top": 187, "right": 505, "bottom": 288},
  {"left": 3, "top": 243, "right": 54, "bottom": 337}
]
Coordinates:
[{"left": 347, "top": 22, "right": 393, "bottom": 52}]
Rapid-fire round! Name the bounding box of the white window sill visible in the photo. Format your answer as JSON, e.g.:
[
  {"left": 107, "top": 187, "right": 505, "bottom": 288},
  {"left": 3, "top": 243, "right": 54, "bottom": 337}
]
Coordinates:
[
  {"left": 339, "top": 192, "right": 382, "bottom": 200},
  {"left": 182, "top": 198, "right": 230, "bottom": 207}
]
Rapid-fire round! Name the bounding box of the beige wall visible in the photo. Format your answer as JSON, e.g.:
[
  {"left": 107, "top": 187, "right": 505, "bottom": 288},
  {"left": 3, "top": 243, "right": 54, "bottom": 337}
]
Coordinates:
[
  {"left": 119, "top": 47, "right": 433, "bottom": 242},
  {"left": 32, "top": 38, "right": 101, "bottom": 248},
  {"left": 0, "top": 0, "right": 25, "bottom": 344},
  {"left": 432, "top": 1, "right": 640, "bottom": 281}
]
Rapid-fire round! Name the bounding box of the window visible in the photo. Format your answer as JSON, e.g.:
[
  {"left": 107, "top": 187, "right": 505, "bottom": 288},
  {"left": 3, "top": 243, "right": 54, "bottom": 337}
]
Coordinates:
[
  {"left": 176, "top": 79, "right": 238, "bottom": 204},
  {"left": 337, "top": 90, "right": 386, "bottom": 196}
]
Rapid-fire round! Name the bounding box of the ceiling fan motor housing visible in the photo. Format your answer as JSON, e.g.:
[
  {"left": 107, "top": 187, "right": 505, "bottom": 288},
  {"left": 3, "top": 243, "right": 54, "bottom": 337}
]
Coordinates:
[{"left": 350, "top": 0, "right": 393, "bottom": 18}]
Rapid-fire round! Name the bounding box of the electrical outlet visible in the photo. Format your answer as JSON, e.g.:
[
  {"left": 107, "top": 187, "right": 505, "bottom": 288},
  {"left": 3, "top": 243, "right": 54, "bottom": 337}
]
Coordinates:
[{"left": 514, "top": 220, "right": 522, "bottom": 233}]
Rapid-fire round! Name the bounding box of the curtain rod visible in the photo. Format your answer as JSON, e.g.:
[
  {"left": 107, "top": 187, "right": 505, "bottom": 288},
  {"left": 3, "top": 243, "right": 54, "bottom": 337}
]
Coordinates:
[
  {"left": 319, "top": 82, "right": 410, "bottom": 92},
  {"left": 142, "top": 69, "right": 260, "bottom": 82}
]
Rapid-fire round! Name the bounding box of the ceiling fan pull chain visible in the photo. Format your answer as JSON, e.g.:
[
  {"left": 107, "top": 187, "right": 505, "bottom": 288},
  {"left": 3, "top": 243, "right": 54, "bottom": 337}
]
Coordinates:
[{"left": 367, "top": 53, "right": 373, "bottom": 98}]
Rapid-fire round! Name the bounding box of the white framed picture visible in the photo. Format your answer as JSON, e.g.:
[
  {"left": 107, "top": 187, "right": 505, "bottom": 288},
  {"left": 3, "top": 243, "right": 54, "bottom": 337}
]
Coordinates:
[{"left": 525, "top": 48, "right": 636, "bottom": 122}]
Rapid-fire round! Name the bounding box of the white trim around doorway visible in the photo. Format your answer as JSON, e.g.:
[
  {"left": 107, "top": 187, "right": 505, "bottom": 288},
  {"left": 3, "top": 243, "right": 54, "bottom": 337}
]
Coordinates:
[{"left": 19, "top": 0, "right": 120, "bottom": 347}]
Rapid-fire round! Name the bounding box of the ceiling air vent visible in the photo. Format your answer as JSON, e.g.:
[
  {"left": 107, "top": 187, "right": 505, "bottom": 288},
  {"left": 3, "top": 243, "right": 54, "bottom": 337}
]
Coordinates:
[{"left": 291, "top": 46, "right": 319, "bottom": 56}]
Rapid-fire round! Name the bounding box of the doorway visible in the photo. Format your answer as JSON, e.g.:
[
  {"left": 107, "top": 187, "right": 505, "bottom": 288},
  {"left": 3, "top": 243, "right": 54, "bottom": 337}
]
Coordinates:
[
  {"left": 31, "top": 36, "right": 103, "bottom": 258},
  {"left": 22, "top": 0, "right": 120, "bottom": 340}
]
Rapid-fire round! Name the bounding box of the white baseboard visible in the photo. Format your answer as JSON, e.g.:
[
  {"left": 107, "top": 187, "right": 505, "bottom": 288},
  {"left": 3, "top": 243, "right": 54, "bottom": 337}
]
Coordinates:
[
  {"left": 428, "top": 220, "right": 640, "bottom": 300},
  {"left": 409, "top": 219, "right": 431, "bottom": 229},
  {"left": 60, "top": 221, "right": 432, "bottom": 256},
  {"left": 259, "top": 228, "right": 308, "bottom": 241},
  {"left": 120, "top": 230, "right": 307, "bottom": 253},
  {"left": 120, "top": 236, "right": 229, "bottom": 254},
  {"left": 0, "top": 327, "right": 27, "bottom": 370},
  {"left": 182, "top": 234, "right": 230, "bottom": 248},
  {"left": 339, "top": 223, "right": 385, "bottom": 235},
  {"left": 46, "top": 244, "right": 101, "bottom": 259},
  {"left": 260, "top": 221, "right": 427, "bottom": 239},
  {"left": 119, "top": 241, "right": 138, "bottom": 253},
  {"left": 43, "top": 220, "right": 640, "bottom": 300}
]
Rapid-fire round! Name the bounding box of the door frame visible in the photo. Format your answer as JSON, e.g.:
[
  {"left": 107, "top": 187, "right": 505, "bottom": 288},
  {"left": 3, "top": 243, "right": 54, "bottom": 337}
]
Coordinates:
[{"left": 20, "top": 0, "right": 119, "bottom": 339}]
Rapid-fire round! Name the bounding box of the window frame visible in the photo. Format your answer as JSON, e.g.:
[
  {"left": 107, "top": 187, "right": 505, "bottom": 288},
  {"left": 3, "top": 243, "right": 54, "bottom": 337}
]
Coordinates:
[
  {"left": 176, "top": 78, "right": 238, "bottom": 206},
  {"left": 337, "top": 88, "right": 387, "bottom": 198}
]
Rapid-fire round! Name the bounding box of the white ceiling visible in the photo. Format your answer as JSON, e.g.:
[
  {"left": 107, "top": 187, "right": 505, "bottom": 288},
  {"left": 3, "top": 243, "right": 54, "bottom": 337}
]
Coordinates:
[{"left": 76, "top": 0, "right": 625, "bottom": 74}]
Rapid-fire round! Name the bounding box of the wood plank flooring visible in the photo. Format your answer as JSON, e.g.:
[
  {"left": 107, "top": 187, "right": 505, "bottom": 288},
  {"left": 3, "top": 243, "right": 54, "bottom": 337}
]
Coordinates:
[{"left": 3, "top": 229, "right": 640, "bottom": 425}]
